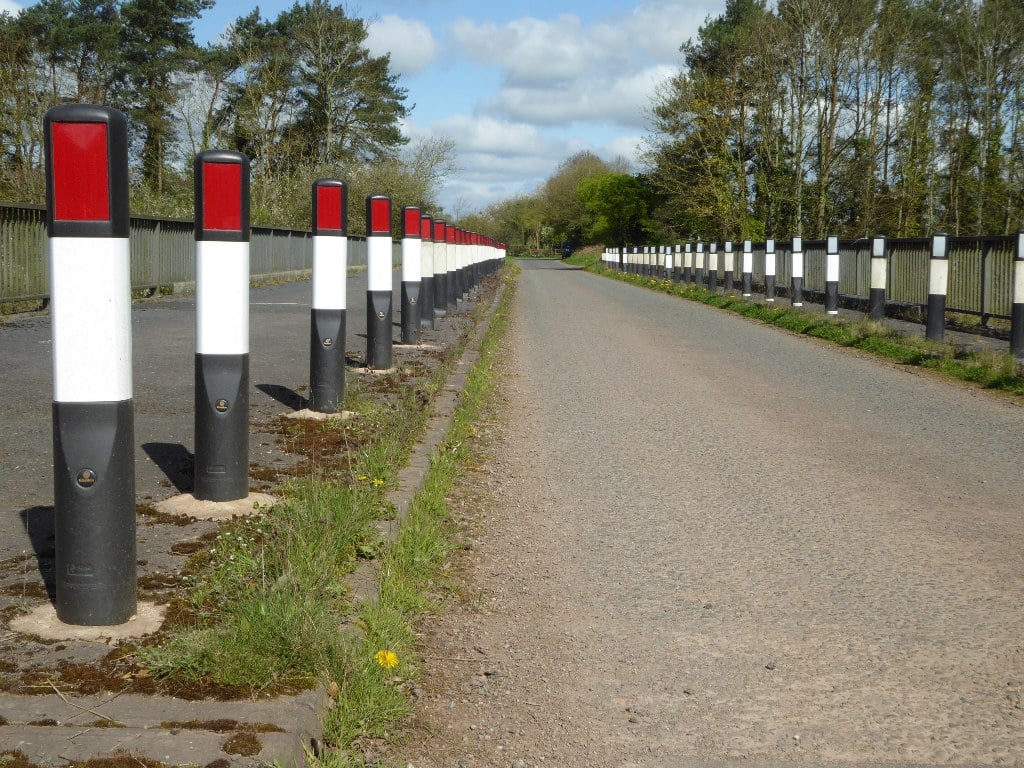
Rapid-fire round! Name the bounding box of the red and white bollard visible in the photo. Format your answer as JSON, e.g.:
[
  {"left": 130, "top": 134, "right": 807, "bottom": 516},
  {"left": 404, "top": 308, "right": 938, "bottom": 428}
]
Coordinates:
[
  {"left": 193, "top": 150, "right": 251, "bottom": 502},
  {"left": 419, "top": 214, "right": 435, "bottom": 329},
  {"left": 310, "top": 178, "right": 348, "bottom": 412},
  {"left": 45, "top": 104, "right": 136, "bottom": 625},
  {"left": 366, "top": 195, "right": 393, "bottom": 369},
  {"left": 401, "top": 206, "right": 422, "bottom": 344}
]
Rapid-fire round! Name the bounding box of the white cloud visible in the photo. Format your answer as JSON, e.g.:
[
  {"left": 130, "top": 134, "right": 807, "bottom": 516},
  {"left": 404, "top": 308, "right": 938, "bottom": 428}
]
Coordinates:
[
  {"left": 366, "top": 14, "right": 438, "bottom": 75},
  {"left": 0, "top": 0, "right": 23, "bottom": 14},
  {"left": 488, "top": 64, "right": 675, "bottom": 128}
]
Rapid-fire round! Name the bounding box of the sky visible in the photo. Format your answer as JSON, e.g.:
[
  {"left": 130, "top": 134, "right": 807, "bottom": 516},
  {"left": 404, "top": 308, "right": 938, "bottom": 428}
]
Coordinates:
[{"left": 4, "top": 0, "right": 727, "bottom": 215}]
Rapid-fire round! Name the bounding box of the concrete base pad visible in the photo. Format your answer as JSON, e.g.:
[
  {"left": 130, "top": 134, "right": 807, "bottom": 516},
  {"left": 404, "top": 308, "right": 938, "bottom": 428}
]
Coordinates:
[
  {"left": 153, "top": 491, "right": 276, "bottom": 521},
  {"left": 284, "top": 408, "right": 357, "bottom": 422},
  {"left": 10, "top": 601, "right": 166, "bottom": 641}
]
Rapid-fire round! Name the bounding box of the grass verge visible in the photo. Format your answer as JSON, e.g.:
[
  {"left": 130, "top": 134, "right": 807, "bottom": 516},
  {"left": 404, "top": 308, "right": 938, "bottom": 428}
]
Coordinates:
[
  {"left": 313, "top": 265, "right": 516, "bottom": 766},
  {"left": 567, "top": 250, "right": 1024, "bottom": 398}
]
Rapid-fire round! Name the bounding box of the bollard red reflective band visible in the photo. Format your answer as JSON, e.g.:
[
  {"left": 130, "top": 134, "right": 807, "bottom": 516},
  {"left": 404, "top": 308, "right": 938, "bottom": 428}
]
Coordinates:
[
  {"left": 202, "top": 162, "right": 242, "bottom": 231},
  {"left": 434, "top": 220, "right": 446, "bottom": 242},
  {"left": 446, "top": 225, "right": 456, "bottom": 244},
  {"left": 421, "top": 214, "right": 433, "bottom": 240},
  {"left": 51, "top": 123, "right": 110, "bottom": 222},
  {"left": 368, "top": 196, "right": 391, "bottom": 234},
  {"left": 403, "top": 206, "right": 421, "bottom": 238},
  {"left": 315, "top": 185, "right": 343, "bottom": 232}
]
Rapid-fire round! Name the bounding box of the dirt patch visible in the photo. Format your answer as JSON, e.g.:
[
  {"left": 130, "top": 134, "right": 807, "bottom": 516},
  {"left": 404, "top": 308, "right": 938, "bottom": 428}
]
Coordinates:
[{"left": 221, "top": 730, "right": 262, "bottom": 756}]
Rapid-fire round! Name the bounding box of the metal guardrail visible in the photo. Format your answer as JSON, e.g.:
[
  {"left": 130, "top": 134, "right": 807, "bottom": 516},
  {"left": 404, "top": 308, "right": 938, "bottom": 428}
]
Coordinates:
[
  {"left": 632, "top": 235, "right": 1015, "bottom": 322},
  {"left": 1, "top": 202, "right": 397, "bottom": 303}
]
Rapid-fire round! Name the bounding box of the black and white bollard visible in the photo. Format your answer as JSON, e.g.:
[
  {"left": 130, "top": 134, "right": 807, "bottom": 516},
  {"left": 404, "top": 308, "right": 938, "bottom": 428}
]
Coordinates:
[
  {"left": 309, "top": 178, "right": 348, "bottom": 413},
  {"left": 45, "top": 104, "right": 135, "bottom": 625},
  {"left": 694, "top": 242, "right": 705, "bottom": 286},
  {"left": 723, "top": 240, "right": 735, "bottom": 292},
  {"left": 825, "top": 235, "right": 840, "bottom": 315},
  {"left": 791, "top": 236, "right": 804, "bottom": 307},
  {"left": 366, "top": 195, "right": 394, "bottom": 369},
  {"left": 419, "top": 214, "right": 435, "bottom": 329},
  {"left": 683, "top": 243, "right": 693, "bottom": 284},
  {"left": 926, "top": 232, "right": 948, "bottom": 342},
  {"left": 194, "top": 150, "right": 251, "bottom": 503},
  {"left": 765, "top": 238, "right": 776, "bottom": 301},
  {"left": 868, "top": 235, "right": 887, "bottom": 320},
  {"left": 707, "top": 242, "right": 718, "bottom": 291},
  {"left": 401, "top": 206, "right": 421, "bottom": 345},
  {"left": 1012, "top": 230, "right": 1024, "bottom": 358},
  {"left": 741, "top": 239, "right": 753, "bottom": 297},
  {"left": 433, "top": 219, "right": 447, "bottom": 317}
]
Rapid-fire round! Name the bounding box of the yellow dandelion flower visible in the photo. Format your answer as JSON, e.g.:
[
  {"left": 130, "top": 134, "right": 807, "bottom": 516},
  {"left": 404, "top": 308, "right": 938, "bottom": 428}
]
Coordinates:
[
  {"left": 372, "top": 478, "right": 385, "bottom": 487},
  {"left": 375, "top": 649, "right": 399, "bottom": 669},
  {"left": 356, "top": 475, "right": 368, "bottom": 482}
]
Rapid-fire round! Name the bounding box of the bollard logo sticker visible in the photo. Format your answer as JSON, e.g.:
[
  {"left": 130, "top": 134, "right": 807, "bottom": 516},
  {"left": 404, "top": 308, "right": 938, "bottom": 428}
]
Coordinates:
[
  {"left": 377, "top": 311, "right": 385, "bottom": 319},
  {"left": 323, "top": 337, "right": 333, "bottom": 347},
  {"left": 215, "top": 399, "right": 229, "bottom": 412},
  {"left": 410, "top": 297, "right": 416, "bottom": 304},
  {"left": 67, "top": 562, "right": 94, "bottom": 577},
  {"left": 76, "top": 469, "right": 96, "bottom": 488}
]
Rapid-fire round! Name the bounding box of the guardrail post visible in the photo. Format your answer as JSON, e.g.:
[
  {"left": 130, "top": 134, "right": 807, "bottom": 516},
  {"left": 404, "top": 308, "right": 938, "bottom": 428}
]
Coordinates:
[
  {"left": 723, "top": 240, "right": 735, "bottom": 292},
  {"left": 309, "top": 178, "right": 348, "bottom": 413},
  {"left": 433, "top": 219, "right": 447, "bottom": 316},
  {"left": 419, "top": 214, "right": 435, "bottom": 329},
  {"left": 401, "top": 206, "right": 421, "bottom": 344},
  {"left": 926, "top": 232, "right": 948, "bottom": 342},
  {"left": 791, "top": 236, "right": 804, "bottom": 307},
  {"left": 765, "top": 238, "right": 776, "bottom": 301},
  {"left": 366, "top": 195, "right": 393, "bottom": 369},
  {"left": 869, "top": 234, "right": 887, "bottom": 320},
  {"left": 825, "top": 234, "right": 840, "bottom": 315},
  {"left": 742, "top": 240, "right": 753, "bottom": 297},
  {"left": 45, "top": 104, "right": 135, "bottom": 625},
  {"left": 193, "top": 150, "right": 251, "bottom": 502},
  {"left": 1012, "top": 230, "right": 1024, "bottom": 358}
]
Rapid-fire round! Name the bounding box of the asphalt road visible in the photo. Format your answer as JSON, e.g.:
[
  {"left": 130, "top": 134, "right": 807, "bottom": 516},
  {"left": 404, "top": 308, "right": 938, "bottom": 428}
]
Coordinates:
[
  {"left": 0, "top": 270, "right": 413, "bottom": 562},
  {"left": 403, "top": 259, "right": 1024, "bottom": 767}
]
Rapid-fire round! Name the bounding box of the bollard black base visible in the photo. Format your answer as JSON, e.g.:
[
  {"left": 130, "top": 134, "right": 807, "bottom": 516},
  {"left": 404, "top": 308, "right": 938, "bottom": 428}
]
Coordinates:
[
  {"left": 420, "top": 275, "right": 435, "bottom": 329},
  {"left": 926, "top": 294, "right": 945, "bottom": 341},
  {"left": 447, "top": 271, "right": 458, "bottom": 310},
  {"left": 869, "top": 287, "right": 885, "bottom": 320},
  {"left": 434, "top": 274, "right": 447, "bottom": 318},
  {"left": 742, "top": 274, "right": 752, "bottom": 296},
  {"left": 792, "top": 277, "right": 803, "bottom": 306},
  {"left": 708, "top": 269, "right": 718, "bottom": 292},
  {"left": 1012, "top": 303, "right": 1024, "bottom": 357},
  {"left": 195, "top": 353, "right": 249, "bottom": 502},
  {"left": 310, "top": 308, "right": 345, "bottom": 413},
  {"left": 694, "top": 268, "right": 704, "bottom": 286},
  {"left": 825, "top": 282, "right": 839, "bottom": 314},
  {"left": 366, "top": 290, "right": 394, "bottom": 369},
  {"left": 766, "top": 276, "right": 776, "bottom": 301},
  {"left": 53, "top": 399, "right": 136, "bottom": 625},
  {"left": 401, "top": 281, "right": 421, "bottom": 344}
]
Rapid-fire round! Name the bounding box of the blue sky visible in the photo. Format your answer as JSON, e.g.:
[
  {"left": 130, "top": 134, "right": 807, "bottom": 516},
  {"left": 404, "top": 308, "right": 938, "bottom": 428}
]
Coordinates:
[{"left": 5, "top": 0, "right": 726, "bottom": 214}]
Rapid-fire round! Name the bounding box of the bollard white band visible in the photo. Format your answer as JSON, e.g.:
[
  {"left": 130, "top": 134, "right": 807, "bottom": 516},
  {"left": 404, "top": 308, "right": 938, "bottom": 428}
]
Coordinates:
[
  {"left": 929, "top": 259, "right": 949, "bottom": 296},
  {"left": 871, "top": 257, "right": 886, "bottom": 290},
  {"left": 368, "top": 236, "right": 392, "bottom": 292},
  {"left": 312, "top": 235, "right": 348, "bottom": 310},
  {"left": 827, "top": 252, "right": 839, "bottom": 282},
  {"left": 1015, "top": 260, "right": 1024, "bottom": 302},
  {"left": 421, "top": 240, "right": 434, "bottom": 279},
  {"left": 402, "top": 237, "right": 421, "bottom": 282},
  {"left": 792, "top": 251, "right": 804, "bottom": 277},
  {"left": 742, "top": 246, "right": 753, "bottom": 274},
  {"left": 196, "top": 240, "right": 249, "bottom": 355},
  {"left": 50, "top": 237, "right": 132, "bottom": 402}
]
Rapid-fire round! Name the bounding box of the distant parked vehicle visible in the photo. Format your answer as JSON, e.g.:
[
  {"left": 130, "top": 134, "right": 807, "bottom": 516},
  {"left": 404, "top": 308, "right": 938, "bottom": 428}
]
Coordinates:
[{"left": 561, "top": 242, "right": 573, "bottom": 258}]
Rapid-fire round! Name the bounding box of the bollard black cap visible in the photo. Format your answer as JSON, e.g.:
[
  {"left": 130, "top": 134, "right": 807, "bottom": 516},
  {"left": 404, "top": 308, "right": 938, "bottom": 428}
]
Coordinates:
[
  {"left": 194, "top": 150, "right": 250, "bottom": 242},
  {"left": 44, "top": 104, "right": 130, "bottom": 239},
  {"left": 312, "top": 179, "right": 347, "bottom": 236},
  {"left": 1017, "top": 229, "right": 1024, "bottom": 262}
]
